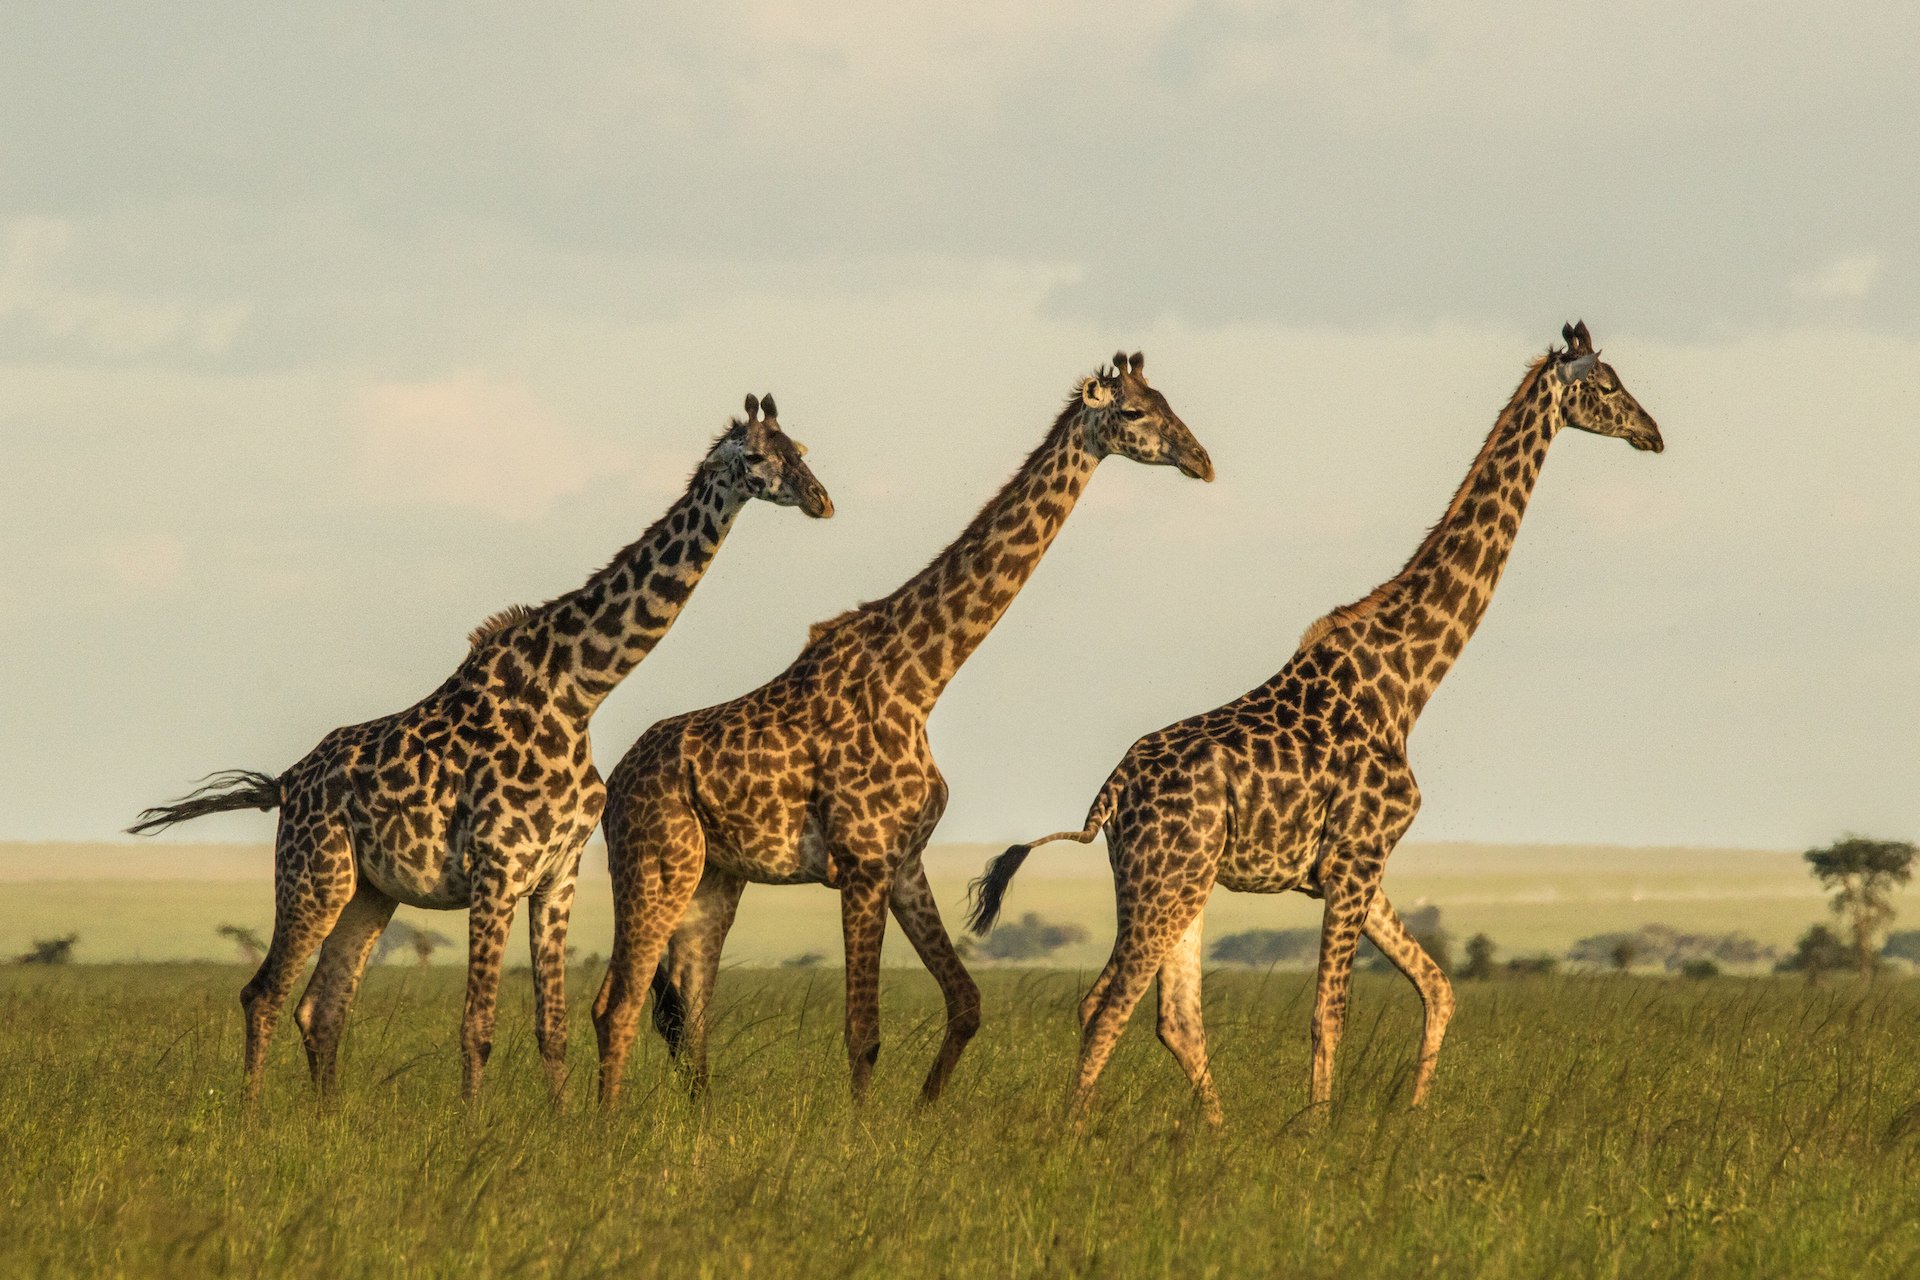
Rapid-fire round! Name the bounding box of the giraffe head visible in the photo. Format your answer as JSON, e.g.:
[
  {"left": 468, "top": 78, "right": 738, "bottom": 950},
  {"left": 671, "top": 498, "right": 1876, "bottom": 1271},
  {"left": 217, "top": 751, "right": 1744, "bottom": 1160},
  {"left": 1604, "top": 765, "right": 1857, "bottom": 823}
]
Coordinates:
[
  {"left": 1076, "top": 351, "right": 1215, "bottom": 481},
  {"left": 1548, "top": 321, "right": 1664, "bottom": 454},
  {"left": 711, "top": 394, "right": 835, "bottom": 517}
]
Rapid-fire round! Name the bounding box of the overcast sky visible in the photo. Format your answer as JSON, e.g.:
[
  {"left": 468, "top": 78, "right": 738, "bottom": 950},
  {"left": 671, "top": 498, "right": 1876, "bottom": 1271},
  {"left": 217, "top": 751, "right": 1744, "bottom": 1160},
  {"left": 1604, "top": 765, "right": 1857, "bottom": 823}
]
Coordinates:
[{"left": 2, "top": 1, "right": 1915, "bottom": 850}]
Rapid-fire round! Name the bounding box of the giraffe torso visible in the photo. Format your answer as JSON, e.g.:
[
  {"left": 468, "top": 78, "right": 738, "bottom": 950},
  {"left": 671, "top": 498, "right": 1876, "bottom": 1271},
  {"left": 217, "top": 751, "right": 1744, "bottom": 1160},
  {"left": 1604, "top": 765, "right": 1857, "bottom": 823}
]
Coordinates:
[
  {"left": 282, "top": 639, "right": 605, "bottom": 908},
  {"left": 606, "top": 617, "right": 948, "bottom": 888},
  {"left": 1099, "top": 629, "right": 1425, "bottom": 897}
]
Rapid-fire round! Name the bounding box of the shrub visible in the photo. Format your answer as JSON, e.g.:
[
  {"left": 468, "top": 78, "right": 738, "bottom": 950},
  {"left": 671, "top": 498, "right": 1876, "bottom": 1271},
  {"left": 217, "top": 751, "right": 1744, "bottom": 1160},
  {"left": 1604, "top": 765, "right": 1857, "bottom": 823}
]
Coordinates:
[
  {"left": 977, "top": 913, "right": 1088, "bottom": 962},
  {"left": 1210, "top": 928, "right": 1320, "bottom": 968}
]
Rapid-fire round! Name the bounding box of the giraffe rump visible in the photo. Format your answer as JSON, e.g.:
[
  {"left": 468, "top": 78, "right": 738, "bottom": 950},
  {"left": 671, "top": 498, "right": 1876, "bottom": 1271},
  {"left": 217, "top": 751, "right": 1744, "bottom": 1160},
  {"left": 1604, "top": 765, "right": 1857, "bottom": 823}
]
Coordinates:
[{"left": 127, "top": 769, "right": 282, "bottom": 835}]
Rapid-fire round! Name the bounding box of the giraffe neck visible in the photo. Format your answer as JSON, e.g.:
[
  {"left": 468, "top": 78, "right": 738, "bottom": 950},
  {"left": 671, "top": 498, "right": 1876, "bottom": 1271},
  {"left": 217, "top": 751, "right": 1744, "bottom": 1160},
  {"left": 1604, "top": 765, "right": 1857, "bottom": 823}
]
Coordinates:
[
  {"left": 866, "top": 407, "right": 1100, "bottom": 717},
  {"left": 1332, "top": 363, "right": 1560, "bottom": 732},
  {"left": 516, "top": 465, "right": 747, "bottom": 720}
]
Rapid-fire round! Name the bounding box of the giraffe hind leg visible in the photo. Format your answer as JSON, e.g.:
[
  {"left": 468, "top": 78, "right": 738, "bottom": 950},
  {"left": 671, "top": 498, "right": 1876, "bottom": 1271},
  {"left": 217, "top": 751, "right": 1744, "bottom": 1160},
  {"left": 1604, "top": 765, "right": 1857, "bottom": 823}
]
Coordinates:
[
  {"left": 293, "top": 883, "right": 396, "bottom": 1097},
  {"left": 1155, "top": 910, "right": 1223, "bottom": 1126},
  {"left": 241, "top": 808, "right": 357, "bottom": 1102},
  {"left": 1073, "top": 884, "right": 1210, "bottom": 1120},
  {"left": 594, "top": 788, "right": 707, "bottom": 1108},
  {"left": 647, "top": 866, "right": 745, "bottom": 1097}
]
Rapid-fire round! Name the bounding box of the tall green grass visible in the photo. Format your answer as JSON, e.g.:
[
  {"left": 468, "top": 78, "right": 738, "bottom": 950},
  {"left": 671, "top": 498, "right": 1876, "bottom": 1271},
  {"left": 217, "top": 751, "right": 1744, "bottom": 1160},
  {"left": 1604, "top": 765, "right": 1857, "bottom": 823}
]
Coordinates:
[{"left": 2, "top": 966, "right": 1915, "bottom": 1278}]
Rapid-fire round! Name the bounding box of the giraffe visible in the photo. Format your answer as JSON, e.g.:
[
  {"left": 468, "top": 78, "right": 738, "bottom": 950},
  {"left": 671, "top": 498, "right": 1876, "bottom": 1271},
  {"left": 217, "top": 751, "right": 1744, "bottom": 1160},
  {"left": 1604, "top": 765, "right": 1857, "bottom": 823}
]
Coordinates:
[
  {"left": 969, "top": 323, "right": 1664, "bottom": 1123},
  {"left": 129, "top": 395, "right": 832, "bottom": 1103},
  {"left": 591, "top": 353, "right": 1214, "bottom": 1106}
]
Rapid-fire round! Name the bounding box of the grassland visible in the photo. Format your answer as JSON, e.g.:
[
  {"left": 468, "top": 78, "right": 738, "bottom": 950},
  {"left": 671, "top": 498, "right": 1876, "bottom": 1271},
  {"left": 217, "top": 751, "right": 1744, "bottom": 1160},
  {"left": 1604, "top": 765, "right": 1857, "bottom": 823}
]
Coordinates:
[
  {"left": 0, "top": 839, "right": 1862, "bottom": 968},
  {"left": 3, "top": 964, "right": 1917, "bottom": 1278}
]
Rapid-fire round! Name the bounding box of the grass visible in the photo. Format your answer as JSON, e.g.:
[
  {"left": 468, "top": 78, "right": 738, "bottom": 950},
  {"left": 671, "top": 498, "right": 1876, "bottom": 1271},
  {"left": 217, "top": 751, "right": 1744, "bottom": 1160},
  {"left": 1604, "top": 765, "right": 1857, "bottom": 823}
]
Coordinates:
[{"left": 3, "top": 966, "right": 1918, "bottom": 1278}]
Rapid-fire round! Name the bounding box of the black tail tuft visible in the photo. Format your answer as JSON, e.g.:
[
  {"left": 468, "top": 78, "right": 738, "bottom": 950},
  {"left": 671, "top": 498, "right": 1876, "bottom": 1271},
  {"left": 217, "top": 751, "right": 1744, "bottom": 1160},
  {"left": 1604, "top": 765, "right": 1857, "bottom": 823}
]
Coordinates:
[
  {"left": 127, "top": 769, "right": 281, "bottom": 836},
  {"left": 965, "top": 844, "right": 1032, "bottom": 936},
  {"left": 650, "top": 964, "right": 688, "bottom": 1057}
]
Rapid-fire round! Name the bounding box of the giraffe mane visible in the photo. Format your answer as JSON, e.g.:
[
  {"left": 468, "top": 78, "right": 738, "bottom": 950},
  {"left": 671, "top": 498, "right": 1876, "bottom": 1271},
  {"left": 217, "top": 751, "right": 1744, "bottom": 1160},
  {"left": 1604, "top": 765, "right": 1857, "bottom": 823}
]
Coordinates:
[
  {"left": 1297, "top": 355, "right": 1553, "bottom": 650},
  {"left": 467, "top": 603, "right": 537, "bottom": 649},
  {"left": 802, "top": 604, "right": 874, "bottom": 651}
]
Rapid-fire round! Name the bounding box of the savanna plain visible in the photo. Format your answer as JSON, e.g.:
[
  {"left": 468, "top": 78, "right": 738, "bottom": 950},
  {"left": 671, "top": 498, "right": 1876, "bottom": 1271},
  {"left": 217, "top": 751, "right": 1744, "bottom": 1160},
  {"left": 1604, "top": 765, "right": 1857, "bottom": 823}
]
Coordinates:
[{"left": 5, "top": 961, "right": 1918, "bottom": 1279}]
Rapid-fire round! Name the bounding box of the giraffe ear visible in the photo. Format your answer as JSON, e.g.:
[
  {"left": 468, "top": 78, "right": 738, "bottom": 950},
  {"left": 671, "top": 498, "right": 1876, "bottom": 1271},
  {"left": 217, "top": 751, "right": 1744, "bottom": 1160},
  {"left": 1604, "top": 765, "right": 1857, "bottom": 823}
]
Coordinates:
[
  {"left": 744, "top": 394, "right": 761, "bottom": 422},
  {"left": 760, "top": 393, "right": 778, "bottom": 421},
  {"left": 1080, "top": 375, "right": 1115, "bottom": 409},
  {"left": 1556, "top": 352, "right": 1598, "bottom": 383}
]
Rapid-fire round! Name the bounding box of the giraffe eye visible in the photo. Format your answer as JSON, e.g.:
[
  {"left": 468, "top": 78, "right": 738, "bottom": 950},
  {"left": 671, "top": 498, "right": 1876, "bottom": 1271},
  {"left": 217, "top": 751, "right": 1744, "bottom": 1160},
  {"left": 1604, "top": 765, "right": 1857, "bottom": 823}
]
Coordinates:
[
  {"left": 1121, "top": 408, "right": 1146, "bottom": 421},
  {"left": 742, "top": 451, "right": 767, "bottom": 465}
]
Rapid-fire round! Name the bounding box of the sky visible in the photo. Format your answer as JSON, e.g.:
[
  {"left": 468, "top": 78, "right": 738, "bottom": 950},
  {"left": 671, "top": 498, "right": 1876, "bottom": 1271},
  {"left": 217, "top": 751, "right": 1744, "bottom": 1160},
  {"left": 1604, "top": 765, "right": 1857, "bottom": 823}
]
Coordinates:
[{"left": 1, "top": 1, "right": 1916, "bottom": 850}]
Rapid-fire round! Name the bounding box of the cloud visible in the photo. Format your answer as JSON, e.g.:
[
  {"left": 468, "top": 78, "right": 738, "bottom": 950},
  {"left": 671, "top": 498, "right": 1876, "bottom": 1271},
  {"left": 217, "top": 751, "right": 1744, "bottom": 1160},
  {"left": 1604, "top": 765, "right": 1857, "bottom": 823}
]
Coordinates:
[
  {"left": 351, "top": 374, "right": 628, "bottom": 521},
  {"left": 89, "top": 533, "right": 187, "bottom": 595},
  {"left": 1792, "top": 253, "right": 1883, "bottom": 302},
  {"left": 0, "top": 217, "right": 250, "bottom": 357}
]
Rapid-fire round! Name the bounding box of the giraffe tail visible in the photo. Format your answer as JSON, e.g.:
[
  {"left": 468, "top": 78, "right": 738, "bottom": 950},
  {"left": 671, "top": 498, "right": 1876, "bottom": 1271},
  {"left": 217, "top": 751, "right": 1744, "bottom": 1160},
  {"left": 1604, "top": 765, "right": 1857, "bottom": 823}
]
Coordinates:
[
  {"left": 126, "top": 769, "right": 282, "bottom": 835},
  {"left": 965, "top": 782, "right": 1116, "bottom": 936}
]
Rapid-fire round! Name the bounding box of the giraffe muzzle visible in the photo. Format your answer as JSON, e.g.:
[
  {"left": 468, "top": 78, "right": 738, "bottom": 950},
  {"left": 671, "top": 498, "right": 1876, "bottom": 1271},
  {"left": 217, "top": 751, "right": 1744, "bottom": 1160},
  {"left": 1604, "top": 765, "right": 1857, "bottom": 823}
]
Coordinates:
[
  {"left": 802, "top": 485, "right": 836, "bottom": 518},
  {"left": 1177, "top": 447, "right": 1216, "bottom": 482}
]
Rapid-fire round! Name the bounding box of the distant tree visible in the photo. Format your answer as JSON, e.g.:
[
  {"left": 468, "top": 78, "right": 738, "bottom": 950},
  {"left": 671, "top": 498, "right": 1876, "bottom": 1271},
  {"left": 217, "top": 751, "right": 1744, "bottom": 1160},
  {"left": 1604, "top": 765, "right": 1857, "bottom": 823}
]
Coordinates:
[
  {"left": 1776, "top": 924, "right": 1849, "bottom": 984},
  {"left": 18, "top": 934, "right": 78, "bottom": 965},
  {"left": 1211, "top": 928, "right": 1320, "bottom": 968},
  {"left": 1460, "top": 933, "right": 1497, "bottom": 981},
  {"left": 978, "top": 913, "right": 1088, "bottom": 962},
  {"left": 1883, "top": 930, "right": 1920, "bottom": 964},
  {"left": 216, "top": 923, "right": 266, "bottom": 966},
  {"left": 374, "top": 921, "right": 455, "bottom": 967},
  {"left": 1571, "top": 925, "right": 1777, "bottom": 974},
  {"left": 1504, "top": 954, "right": 1558, "bottom": 978},
  {"left": 1678, "top": 957, "right": 1720, "bottom": 980},
  {"left": 781, "top": 951, "right": 827, "bottom": 969},
  {"left": 1804, "top": 835, "right": 1915, "bottom": 978},
  {"left": 409, "top": 927, "right": 451, "bottom": 967}
]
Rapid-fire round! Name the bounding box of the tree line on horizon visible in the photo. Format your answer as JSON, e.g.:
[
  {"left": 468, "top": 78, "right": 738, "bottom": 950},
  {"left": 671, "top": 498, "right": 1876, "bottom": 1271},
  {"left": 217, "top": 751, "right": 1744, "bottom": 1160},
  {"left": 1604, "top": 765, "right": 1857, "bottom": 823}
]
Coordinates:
[{"left": 11, "top": 835, "right": 1915, "bottom": 977}]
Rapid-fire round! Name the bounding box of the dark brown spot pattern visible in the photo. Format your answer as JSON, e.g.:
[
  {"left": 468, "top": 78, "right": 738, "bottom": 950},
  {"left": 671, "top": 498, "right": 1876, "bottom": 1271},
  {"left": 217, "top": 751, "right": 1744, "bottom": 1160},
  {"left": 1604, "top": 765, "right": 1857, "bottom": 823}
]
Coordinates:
[
  {"left": 592, "top": 354, "right": 1213, "bottom": 1107},
  {"left": 131, "top": 398, "right": 832, "bottom": 1103},
  {"left": 973, "top": 325, "right": 1663, "bottom": 1124}
]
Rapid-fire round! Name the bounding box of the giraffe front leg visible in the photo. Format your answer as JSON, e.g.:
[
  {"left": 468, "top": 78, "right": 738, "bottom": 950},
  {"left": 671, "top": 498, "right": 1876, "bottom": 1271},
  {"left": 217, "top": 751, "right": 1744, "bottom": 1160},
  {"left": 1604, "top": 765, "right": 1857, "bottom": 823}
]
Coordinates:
[
  {"left": 293, "top": 883, "right": 396, "bottom": 1098},
  {"left": 461, "top": 879, "right": 518, "bottom": 1101},
  {"left": 840, "top": 866, "right": 892, "bottom": 1101},
  {"left": 1363, "top": 891, "right": 1454, "bottom": 1107},
  {"left": 527, "top": 857, "right": 582, "bottom": 1105},
  {"left": 1308, "top": 876, "right": 1378, "bottom": 1108},
  {"left": 889, "top": 863, "right": 981, "bottom": 1104}
]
